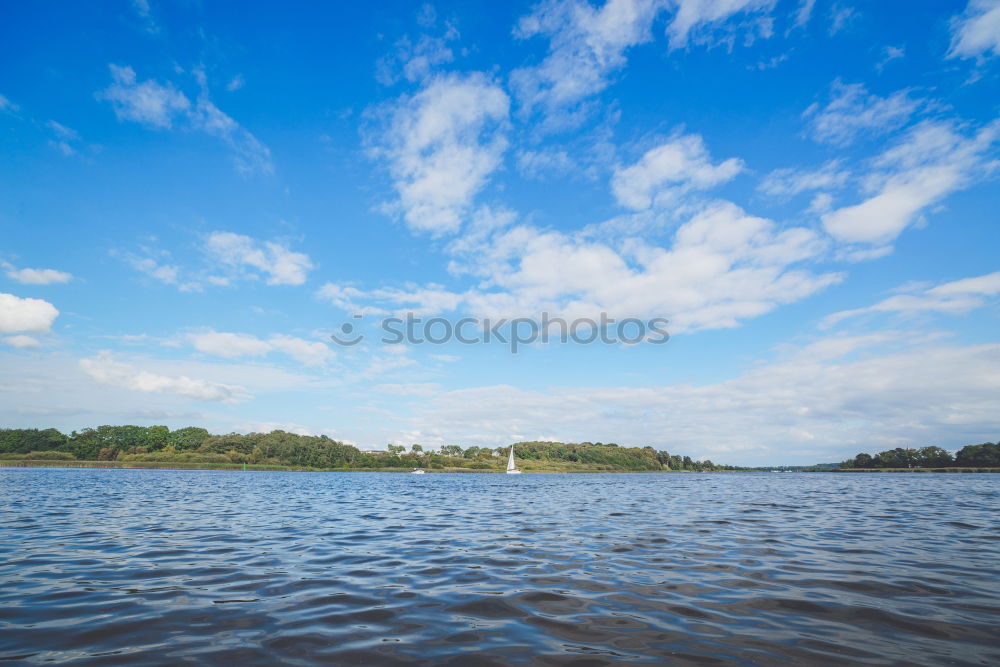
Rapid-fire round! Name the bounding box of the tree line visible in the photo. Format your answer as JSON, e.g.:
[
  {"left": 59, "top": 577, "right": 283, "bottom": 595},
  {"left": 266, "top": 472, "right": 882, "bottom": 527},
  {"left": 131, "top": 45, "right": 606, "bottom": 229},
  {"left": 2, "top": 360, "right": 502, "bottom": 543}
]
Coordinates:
[
  {"left": 840, "top": 442, "right": 1000, "bottom": 469},
  {"left": 0, "top": 426, "right": 741, "bottom": 471}
]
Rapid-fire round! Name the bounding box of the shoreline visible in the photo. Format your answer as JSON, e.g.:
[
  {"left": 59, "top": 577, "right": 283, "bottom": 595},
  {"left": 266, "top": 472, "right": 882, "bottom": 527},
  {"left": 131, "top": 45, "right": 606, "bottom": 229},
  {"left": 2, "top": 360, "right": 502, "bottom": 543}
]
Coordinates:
[
  {"left": 2, "top": 460, "right": 998, "bottom": 473},
  {"left": 0, "top": 460, "right": 718, "bottom": 473}
]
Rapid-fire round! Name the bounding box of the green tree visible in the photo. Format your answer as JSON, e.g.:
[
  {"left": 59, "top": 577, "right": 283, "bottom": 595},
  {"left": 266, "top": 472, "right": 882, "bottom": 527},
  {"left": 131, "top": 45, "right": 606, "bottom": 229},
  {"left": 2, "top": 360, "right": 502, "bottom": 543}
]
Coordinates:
[
  {"left": 170, "top": 427, "right": 211, "bottom": 451},
  {"left": 917, "top": 446, "right": 952, "bottom": 467},
  {"left": 955, "top": 442, "right": 999, "bottom": 467},
  {"left": 853, "top": 452, "right": 874, "bottom": 468}
]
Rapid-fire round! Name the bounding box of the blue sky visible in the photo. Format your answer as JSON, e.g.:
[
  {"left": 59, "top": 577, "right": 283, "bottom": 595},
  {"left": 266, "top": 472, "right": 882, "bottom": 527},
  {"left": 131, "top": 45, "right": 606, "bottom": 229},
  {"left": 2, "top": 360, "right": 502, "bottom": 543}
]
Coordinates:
[{"left": 2, "top": 0, "right": 999, "bottom": 464}]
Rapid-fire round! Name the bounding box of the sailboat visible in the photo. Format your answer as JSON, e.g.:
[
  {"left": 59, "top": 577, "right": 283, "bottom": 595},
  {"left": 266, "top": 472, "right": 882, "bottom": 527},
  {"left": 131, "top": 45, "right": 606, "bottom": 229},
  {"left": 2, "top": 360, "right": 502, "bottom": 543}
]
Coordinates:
[{"left": 506, "top": 445, "right": 522, "bottom": 474}]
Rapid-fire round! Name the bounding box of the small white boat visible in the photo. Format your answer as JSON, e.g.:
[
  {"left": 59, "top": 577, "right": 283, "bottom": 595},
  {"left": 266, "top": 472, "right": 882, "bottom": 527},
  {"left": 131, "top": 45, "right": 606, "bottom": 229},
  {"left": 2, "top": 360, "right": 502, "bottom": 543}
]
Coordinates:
[
  {"left": 411, "top": 468, "right": 426, "bottom": 474},
  {"left": 505, "top": 445, "right": 522, "bottom": 474}
]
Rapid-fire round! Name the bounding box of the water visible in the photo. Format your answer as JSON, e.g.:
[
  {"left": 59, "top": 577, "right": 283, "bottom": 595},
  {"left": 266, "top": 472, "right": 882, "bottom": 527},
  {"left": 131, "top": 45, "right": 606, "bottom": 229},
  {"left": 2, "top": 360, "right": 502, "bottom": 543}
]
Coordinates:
[{"left": 1, "top": 470, "right": 998, "bottom": 666}]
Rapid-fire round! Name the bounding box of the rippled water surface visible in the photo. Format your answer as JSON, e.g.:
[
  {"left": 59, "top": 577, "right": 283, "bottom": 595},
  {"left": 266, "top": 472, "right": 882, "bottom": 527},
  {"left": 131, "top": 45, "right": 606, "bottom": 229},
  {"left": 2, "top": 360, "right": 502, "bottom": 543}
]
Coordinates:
[{"left": 1, "top": 470, "right": 998, "bottom": 665}]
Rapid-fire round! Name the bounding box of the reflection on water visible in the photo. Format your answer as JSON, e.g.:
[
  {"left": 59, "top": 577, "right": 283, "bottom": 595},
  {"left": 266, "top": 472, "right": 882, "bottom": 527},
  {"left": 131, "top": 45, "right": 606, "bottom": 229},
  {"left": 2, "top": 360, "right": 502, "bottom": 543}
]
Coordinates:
[{"left": 1, "top": 469, "right": 998, "bottom": 665}]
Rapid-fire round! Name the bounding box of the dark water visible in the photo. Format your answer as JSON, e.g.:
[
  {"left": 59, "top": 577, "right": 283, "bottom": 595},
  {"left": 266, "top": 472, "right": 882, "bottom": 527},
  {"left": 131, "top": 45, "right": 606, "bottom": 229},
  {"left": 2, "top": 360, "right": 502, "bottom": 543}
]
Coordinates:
[{"left": 1, "top": 470, "right": 998, "bottom": 665}]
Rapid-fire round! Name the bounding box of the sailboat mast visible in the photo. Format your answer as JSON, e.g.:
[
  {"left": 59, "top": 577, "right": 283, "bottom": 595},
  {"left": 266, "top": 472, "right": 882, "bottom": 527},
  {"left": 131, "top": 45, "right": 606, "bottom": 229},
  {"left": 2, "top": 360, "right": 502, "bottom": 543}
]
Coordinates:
[{"left": 507, "top": 445, "right": 515, "bottom": 471}]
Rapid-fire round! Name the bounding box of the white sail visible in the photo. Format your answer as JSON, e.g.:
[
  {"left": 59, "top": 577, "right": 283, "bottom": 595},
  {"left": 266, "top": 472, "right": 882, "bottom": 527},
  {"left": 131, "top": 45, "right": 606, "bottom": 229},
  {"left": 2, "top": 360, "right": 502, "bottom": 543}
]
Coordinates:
[{"left": 506, "top": 445, "right": 521, "bottom": 474}]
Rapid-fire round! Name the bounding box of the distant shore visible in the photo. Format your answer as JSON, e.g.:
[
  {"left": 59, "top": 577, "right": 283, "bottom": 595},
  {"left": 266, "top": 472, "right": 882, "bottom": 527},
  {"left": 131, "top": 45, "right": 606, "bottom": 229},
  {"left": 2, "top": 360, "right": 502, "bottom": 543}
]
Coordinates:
[
  {"left": 832, "top": 467, "right": 1000, "bottom": 473},
  {"left": 2, "top": 460, "right": 998, "bottom": 473},
  {"left": 0, "top": 460, "right": 717, "bottom": 473}
]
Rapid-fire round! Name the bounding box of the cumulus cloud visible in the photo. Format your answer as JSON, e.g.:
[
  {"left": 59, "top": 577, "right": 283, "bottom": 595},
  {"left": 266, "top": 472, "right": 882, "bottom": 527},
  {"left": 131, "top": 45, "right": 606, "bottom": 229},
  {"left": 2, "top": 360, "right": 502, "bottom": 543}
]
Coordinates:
[
  {"left": 372, "top": 72, "right": 510, "bottom": 234},
  {"left": 804, "top": 80, "right": 923, "bottom": 146},
  {"left": 187, "top": 330, "right": 334, "bottom": 366},
  {"left": 822, "top": 271, "right": 1000, "bottom": 327},
  {"left": 2, "top": 262, "right": 72, "bottom": 285},
  {"left": 96, "top": 64, "right": 190, "bottom": 128},
  {"left": 337, "top": 201, "right": 839, "bottom": 333},
  {"left": 204, "top": 232, "right": 314, "bottom": 285},
  {"left": 611, "top": 133, "right": 744, "bottom": 210},
  {"left": 948, "top": 0, "right": 1000, "bottom": 59},
  {"left": 80, "top": 351, "right": 251, "bottom": 403},
  {"left": 821, "top": 119, "right": 1000, "bottom": 247},
  {"left": 0, "top": 293, "right": 59, "bottom": 334}
]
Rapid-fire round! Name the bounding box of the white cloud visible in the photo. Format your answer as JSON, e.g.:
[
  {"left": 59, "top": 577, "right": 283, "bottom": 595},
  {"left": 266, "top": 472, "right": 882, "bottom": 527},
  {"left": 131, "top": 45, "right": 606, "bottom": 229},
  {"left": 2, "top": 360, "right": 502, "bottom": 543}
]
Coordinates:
[
  {"left": 0, "top": 94, "right": 18, "bottom": 113},
  {"left": 510, "top": 0, "right": 661, "bottom": 124},
  {"left": 226, "top": 74, "right": 245, "bottom": 92},
  {"left": 80, "top": 351, "right": 252, "bottom": 403},
  {"left": 822, "top": 271, "right": 1000, "bottom": 327},
  {"left": 3, "top": 335, "right": 41, "bottom": 349},
  {"left": 397, "top": 336, "right": 1000, "bottom": 462},
  {"left": 315, "top": 283, "right": 372, "bottom": 311},
  {"left": 97, "top": 64, "right": 272, "bottom": 176},
  {"left": 515, "top": 149, "right": 575, "bottom": 180},
  {"left": 204, "top": 232, "right": 313, "bottom": 285},
  {"left": 230, "top": 421, "right": 317, "bottom": 436},
  {"left": 189, "top": 75, "right": 273, "bottom": 175},
  {"left": 97, "top": 64, "right": 190, "bottom": 129},
  {"left": 0, "top": 293, "right": 59, "bottom": 334},
  {"left": 665, "top": 0, "right": 775, "bottom": 49},
  {"left": 376, "top": 3, "right": 459, "bottom": 85},
  {"left": 189, "top": 331, "right": 273, "bottom": 358},
  {"left": 267, "top": 335, "right": 335, "bottom": 366},
  {"left": 3, "top": 263, "right": 72, "bottom": 285},
  {"left": 792, "top": 0, "right": 816, "bottom": 29},
  {"left": 122, "top": 253, "right": 201, "bottom": 292},
  {"left": 344, "top": 201, "right": 839, "bottom": 333},
  {"left": 828, "top": 3, "right": 857, "bottom": 36},
  {"left": 47, "top": 120, "right": 78, "bottom": 140},
  {"left": 373, "top": 72, "right": 510, "bottom": 234},
  {"left": 611, "top": 133, "right": 744, "bottom": 210},
  {"left": 187, "top": 330, "right": 333, "bottom": 366},
  {"left": 821, "top": 119, "right": 1000, "bottom": 246},
  {"left": 758, "top": 159, "right": 850, "bottom": 198},
  {"left": 948, "top": 0, "right": 1000, "bottom": 59},
  {"left": 876, "top": 45, "right": 905, "bottom": 71},
  {"left": 510, "top": 0, "right": 774, "bottom": 125},
  {"left": 47, "top": 120, "right": 82, "bottom": 156},
  {"left": 377, "top": 33, "right": 458, "bottom": 85},
  {"left": 131, "top": 0, "right": 158, "bottom": 33},
  {"left": 804, "top": 80, "right": 922, "bottom": 146}
]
